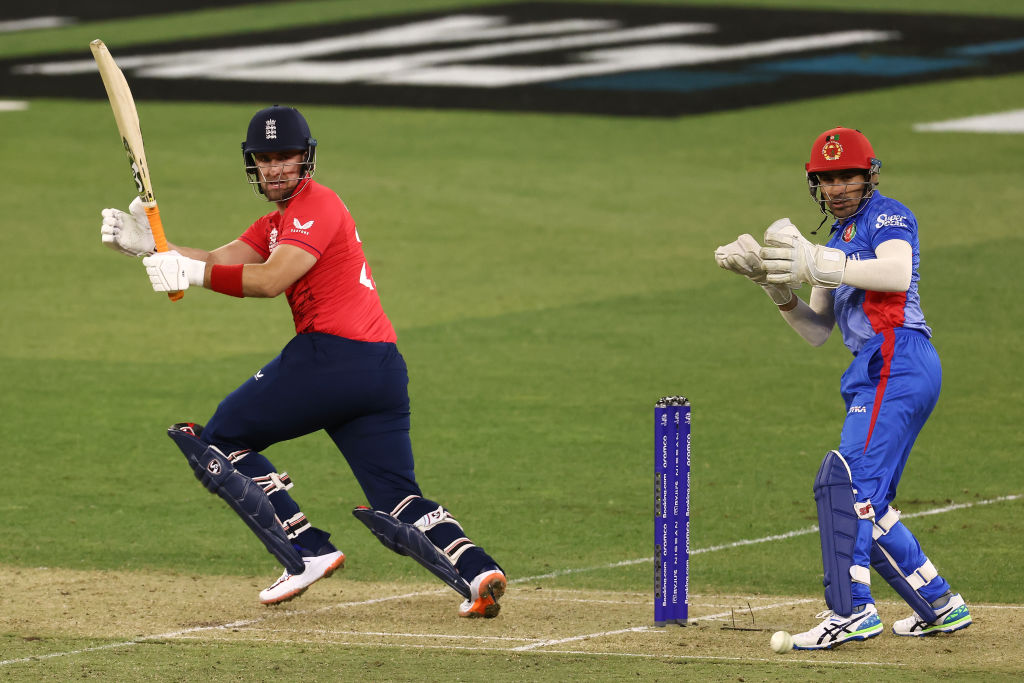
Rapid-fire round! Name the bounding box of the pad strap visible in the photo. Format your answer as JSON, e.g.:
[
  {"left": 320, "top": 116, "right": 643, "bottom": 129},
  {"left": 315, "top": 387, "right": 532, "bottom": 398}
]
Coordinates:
[
  {"left": 253, "top": 472, "right": 294, "bottom": 495},
  {"left": 872, "top": 505, "right": 901, "bottom": 539},
  {"left": 906, "top": 559, "right": 939, "bottom": 590},
  {"left": 282, "top": 512, "right": 311, "bottom": 539}
]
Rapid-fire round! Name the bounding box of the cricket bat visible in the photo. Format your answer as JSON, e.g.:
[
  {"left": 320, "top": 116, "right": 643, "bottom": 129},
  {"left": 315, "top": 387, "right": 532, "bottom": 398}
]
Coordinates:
[{"left": 90, "top": 39, "right": 183, "bottom": 301}]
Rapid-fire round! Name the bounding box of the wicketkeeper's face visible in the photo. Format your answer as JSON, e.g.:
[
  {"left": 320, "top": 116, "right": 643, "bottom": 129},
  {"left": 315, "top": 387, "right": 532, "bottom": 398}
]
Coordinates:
[
  {"left": 814, "top": 169, "right": 872, "bottom": 218},
  {"left": 253, "top": 150, "right": 306, "bottom": 202}
]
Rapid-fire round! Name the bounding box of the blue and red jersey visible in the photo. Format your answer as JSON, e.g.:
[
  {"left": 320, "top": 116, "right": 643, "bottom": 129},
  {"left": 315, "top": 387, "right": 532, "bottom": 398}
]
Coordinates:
[
  {"left": 239, "top": 179, "right": 397, "bottom": 343},
  {"left": 826, "top": 192, "right": 930, "bottom": 355}
]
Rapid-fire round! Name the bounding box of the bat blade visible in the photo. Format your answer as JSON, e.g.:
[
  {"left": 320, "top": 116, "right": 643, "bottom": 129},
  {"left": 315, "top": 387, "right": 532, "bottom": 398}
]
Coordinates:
[{"left": 91, "top": 39, "right": 182, "bottom": 301}]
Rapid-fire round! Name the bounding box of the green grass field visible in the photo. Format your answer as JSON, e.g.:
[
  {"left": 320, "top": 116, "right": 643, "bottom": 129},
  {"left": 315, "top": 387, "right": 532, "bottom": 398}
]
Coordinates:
[{"left": 2, "top": 0, "right": 1023, "bottom": 679}]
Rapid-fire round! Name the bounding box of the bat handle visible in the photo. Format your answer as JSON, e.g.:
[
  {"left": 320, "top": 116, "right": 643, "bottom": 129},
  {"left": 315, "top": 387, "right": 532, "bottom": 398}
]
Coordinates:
[{"left": 143, "top": 201, "right": 184, "bottom": 302}]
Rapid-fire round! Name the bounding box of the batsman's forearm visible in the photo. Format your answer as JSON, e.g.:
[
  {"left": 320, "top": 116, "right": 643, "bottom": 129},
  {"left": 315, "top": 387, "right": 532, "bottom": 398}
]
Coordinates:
[{"left": 166, "top": 242, "right": 212, "bottom": 262}]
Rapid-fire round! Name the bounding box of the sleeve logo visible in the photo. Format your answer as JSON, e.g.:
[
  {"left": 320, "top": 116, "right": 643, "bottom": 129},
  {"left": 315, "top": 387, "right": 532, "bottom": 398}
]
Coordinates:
[
  {"left": 292, "top": 218, "right": 314, "bottom": 233},
  {"left": 875, "top": 213, "right": 908, "bottom": 229}
]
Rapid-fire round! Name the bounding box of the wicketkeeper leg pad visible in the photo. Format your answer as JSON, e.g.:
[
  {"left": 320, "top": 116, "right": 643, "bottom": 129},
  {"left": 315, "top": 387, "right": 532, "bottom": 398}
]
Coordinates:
[
  {"left": 352, "top": 505, "right": 471, "bottom": 599},
  {"left": 168, "top": 423, "right": 305, "bottom": 575},
  {"left": 814, "top": 451, "right": 871, "bottom": 617},
  {"left": 869, "top": 505, "right": 946, "bottom": 622}
]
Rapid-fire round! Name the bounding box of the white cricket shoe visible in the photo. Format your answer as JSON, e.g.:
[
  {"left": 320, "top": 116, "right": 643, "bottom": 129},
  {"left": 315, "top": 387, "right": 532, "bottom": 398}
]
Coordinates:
[
  {"left": 259, "top": 549, "right": 345, "bottom": 605},
  {"left": 791, "top": 603, "right": 883, "bottom": 650},
  {"left": 458, "top": 569, "right": 506, "bottom": 618},
  {"left": 892, "top": 593, "right": 972, "bottom": 636}
]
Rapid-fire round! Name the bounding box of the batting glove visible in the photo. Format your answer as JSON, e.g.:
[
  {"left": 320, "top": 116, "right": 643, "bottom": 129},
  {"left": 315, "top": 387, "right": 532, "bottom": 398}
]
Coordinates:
[
  {"left": 143, "top": 251, "right": 205, "bottom": 293},
  {"left": 100, "top": 196, "right": 156, "bottom": 257},
  {"left": 761, "top": 218, "right": 846, "bottom": 289}
]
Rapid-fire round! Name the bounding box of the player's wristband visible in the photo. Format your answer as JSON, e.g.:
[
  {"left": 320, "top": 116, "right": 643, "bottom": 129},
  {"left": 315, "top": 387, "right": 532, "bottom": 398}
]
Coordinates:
[{"left": 210, "top": 263, "right": 245, "bottom": 298}]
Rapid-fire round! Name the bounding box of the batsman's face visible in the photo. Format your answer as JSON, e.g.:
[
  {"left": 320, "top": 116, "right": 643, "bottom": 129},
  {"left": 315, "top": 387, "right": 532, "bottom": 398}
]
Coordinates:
[
  {"left": 253, "top": 151, "right": 306, "bottom": 202},
  {"left": 815, "top": 169, "right": 871, "bottom": 218}
]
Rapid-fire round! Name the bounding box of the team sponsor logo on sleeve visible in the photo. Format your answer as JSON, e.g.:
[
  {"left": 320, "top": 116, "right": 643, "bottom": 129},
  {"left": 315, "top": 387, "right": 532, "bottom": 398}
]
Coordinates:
[
  {"left": 292, "top": 218, "right": 314, "bottom": 233},
  {"left": 875, "top": 213, "right": 909, "bottom": 229},
  {"left": 842, "top": 221, "right": 857, "bottom": 242}
]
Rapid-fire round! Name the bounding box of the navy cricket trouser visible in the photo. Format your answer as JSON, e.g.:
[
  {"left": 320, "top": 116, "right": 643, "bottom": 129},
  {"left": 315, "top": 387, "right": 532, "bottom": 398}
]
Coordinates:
[{"left": 202, "top": 333, "right": 422, "bottom": 511}]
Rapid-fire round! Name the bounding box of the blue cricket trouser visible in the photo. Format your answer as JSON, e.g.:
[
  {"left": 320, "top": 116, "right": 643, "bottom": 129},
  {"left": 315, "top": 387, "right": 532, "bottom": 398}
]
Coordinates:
[
  {"left": 202, "top": 333, "right": 421, "bottom": 512},
  {"left": 837, "top": 328, "right": 950, "bottom": 605}
]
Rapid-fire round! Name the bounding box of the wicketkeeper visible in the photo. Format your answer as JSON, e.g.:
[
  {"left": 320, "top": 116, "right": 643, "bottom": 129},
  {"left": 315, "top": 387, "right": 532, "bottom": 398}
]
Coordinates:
[
  {"left": 715, "top": 127, "right": 971, "bottom": 648},
  {"left": 100, "top": 105, "right": 506, "bottom": 617}
]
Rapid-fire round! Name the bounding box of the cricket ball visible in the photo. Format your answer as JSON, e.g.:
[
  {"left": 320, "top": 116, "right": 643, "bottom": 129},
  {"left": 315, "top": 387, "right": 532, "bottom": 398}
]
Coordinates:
[{"left": 770, "top": 630, "right": 793, "bottom": 654}]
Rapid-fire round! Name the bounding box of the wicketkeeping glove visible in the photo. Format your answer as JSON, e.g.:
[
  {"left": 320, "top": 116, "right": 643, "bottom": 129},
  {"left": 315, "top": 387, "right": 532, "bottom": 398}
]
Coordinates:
[
  {"left": 100, "top": 196, "right": 156, "bottom": 257},
  {"left": 715, "top": 233, "right": 793, "bottom": 306},
  {"left": 142, "top": 251, "right": 206, "bottom": 293},
  {"left": 761, "top": 218, "right": 846, "bottom": 289}
]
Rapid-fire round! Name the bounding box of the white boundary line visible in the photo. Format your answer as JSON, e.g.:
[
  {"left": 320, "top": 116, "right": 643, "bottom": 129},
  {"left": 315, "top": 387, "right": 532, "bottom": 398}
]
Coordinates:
[{"left": 2, "top": 493, "right": 1020, "bottom": 668}]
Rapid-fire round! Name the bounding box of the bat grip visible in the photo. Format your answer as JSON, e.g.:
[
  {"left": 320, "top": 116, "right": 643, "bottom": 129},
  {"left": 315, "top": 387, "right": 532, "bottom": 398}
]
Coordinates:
[{"left": 143, "top": 202, "right": 184, "bottom": 302}]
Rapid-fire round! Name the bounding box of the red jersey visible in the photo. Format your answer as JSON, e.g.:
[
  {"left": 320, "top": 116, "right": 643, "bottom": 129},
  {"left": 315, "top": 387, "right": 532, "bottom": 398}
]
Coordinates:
[{"left": 238, "top": 179, "right": 397, "bottom": 343}]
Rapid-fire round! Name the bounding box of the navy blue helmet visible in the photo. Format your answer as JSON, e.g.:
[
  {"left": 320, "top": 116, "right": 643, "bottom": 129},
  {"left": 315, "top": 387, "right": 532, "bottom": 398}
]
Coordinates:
[{"left": 242, "top": 105, "right": 317, "bottom": 198}]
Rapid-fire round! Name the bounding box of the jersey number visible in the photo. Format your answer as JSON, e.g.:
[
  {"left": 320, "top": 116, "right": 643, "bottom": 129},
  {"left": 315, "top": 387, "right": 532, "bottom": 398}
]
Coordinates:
[{"left": 359, "top": 262, "right": 375, "bottom": 290}]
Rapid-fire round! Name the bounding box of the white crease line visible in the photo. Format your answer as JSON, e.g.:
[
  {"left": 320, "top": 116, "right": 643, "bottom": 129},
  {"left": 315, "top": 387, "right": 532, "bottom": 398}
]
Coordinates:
[
  {"left": 512, "top": 625, "right": 653, "bottom": 651},
  {"left": 512, "top": 494, "right": 1022, "bottom": 582},
  {"left": 697, "top": 598, "right": 818, "bottom": 623},
  {"left": 237, "top": 627, "right": 539, "bottom": 642},
  {"left": 171, "top": 633, "right": 902, "bottom": 667},
  {"left": 0, "top": 591, "right": 442, "bottom": 667},
  {"left": 4, "top": 493, "right": 1019, "bottom": 667},
  {"left": 537, "top": 648, "right": 902, "bottom": 667},
  {"left": 513, "top": 597, "right": 645, "bottom": 604}
]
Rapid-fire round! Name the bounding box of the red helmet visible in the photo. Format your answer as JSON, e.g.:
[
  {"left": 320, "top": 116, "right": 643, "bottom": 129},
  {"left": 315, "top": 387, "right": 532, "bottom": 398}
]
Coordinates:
[
  {"left": 805, "top": 127, "right": 881, "bottom": 221},
  {"left": 805, "top": 127, "right": 880, "bottom": 174}
]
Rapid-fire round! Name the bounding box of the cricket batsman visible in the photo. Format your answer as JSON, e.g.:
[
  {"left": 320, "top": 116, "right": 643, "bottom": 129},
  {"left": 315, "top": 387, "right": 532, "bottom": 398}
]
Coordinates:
[
  {"left": 100, "top": 105, "right": 506, "bottom": 617},
  {"left": 714, "top": 127, "right": 971, "bottom": 648}
]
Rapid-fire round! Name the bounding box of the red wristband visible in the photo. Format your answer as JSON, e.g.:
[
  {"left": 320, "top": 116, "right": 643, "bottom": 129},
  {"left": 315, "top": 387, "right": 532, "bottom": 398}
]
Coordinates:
[{"left": 210, "top": 264, "right": 245, "bottom": 298}]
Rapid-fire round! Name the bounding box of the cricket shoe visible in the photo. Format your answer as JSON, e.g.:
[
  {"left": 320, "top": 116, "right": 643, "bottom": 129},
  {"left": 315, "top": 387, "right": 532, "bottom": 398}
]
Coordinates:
[
  {"left": 259, "top": 546, "right": 345, "bottom": 605},
  {"left": 892, "top": 593, "right": 972, "bottom": 637},
  {"left": 791, "top": 603, "right": 883, "bottom": 650},
  {"left": 458, "top": 568, "right": 506, "bottom": 618}
]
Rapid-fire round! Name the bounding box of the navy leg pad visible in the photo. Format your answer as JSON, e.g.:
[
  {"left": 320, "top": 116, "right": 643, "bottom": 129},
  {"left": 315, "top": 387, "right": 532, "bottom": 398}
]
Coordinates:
[
  {"left": 870, "top": 542, "right": 940, "bottom": 622},
  {"left": 353, "top": 506, "right": 471, "bottom": 599},
  {"left": 814, "top": 450, "right": 859, "bottom": 617},
  {"left": 168, "top": 424, "right": 305, "bottom": 575}
]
